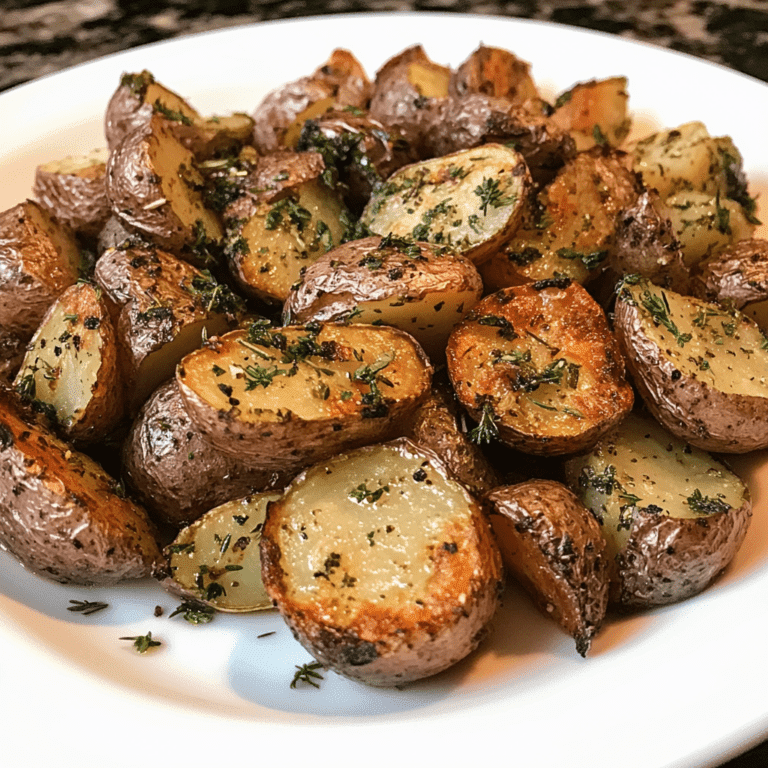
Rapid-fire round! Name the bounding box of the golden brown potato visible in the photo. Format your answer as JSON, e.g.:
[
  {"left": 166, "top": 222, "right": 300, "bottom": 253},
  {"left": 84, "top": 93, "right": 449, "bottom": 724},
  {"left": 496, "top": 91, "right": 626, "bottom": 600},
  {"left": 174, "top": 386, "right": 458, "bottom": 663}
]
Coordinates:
[
  {"left": 691, "top": 238, "right": 768, "bottom": 308},
  {"left": 33, "top": 149, "right": 111, "bottom": 242},
  {"left": 13, "top": 282, "right": 124, "bottom": 443},
  {"left": 251, "top": 49, "right": 371, "bottom": 153},
  {"left": 94, "top": 244, "right": 239, "bottom": 412},
  {"left": 362, "top": 143, "right": 530, "bottom": 265},
  {"left": 176, "top": 322, "right": 432, "bottom": 471},
  {"left": 260, "top": 438, "right": 503, "bottom": 686},
  {"left": 122, "top": 380, "right": 288, "bottom": 530},
  {"left": 105, "top": 69, "right": 253, "bottom": 158},
  {"left": 449, "top": 45, "right": 539, "bottom": 104},
  {"left": 0, "top": 200, "right": 83, "bottom": 342},
  {"left": 486, "top": 480, "right": 609, "bottom": 656},
  {"left": 283, "top": 235, "right": 483, "bottom": 361},
  {"left": 0, "top": 386, "right": 161, "bottom": 585},
  {"left": 446, "top": 280, "right": 634, "bottom": 455},
  {"left": 564, "top": 411, "right": 752, "bottom": 608},
  {"left": 105, "top": 114, "right": 224, "bottom": 256},
  {"left": 615, "top": 276, "right": 768, "bottom": 453}
]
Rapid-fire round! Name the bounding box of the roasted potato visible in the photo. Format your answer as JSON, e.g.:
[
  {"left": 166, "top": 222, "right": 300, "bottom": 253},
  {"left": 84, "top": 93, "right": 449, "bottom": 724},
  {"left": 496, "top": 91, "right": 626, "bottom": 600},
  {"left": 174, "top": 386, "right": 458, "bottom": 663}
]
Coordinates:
[
  {"left": 0, "top": 200, "right": 83, "bottom": 342},
  {"left": 259, "top": 438, "right": 503, "bottom": 686},
  {"left": 283, "top": 235, "right": 483, "bottom": 361},
  {"left": 479, "top": 147, "right": 640, "bottom": 289},
  {"left": 449, "top": 45, "right": 539, "bottom": 104},
  {"left": 13, "top": 281, "right": 124, "bottom": 443},
  {"left": 486, "top": 480, "right": 609, "bottom": 656},
  {"left": 615, "top": 276, "right": 768, "bottom": 452},
  {"left": 122, "top": 380, "right": 288, "bottom": 530},
  {"left": 105, "top": 69, "right": 253, "bottom": 158},
  {"left": 362, "top": 143, "right": 530, "bottom": 265},
  {"left": 368, "top": 45, "right": 450, "bottom": 159},
  {"left": 251, "top": 49, "right": 371, "bottom": 154},
  {"left": 0, "top": 386, "right": 161, "bottom": 584},
  {"left": 33, "top": 148, "right": 111, "bottom": 243},
  {"left": 223, "top": 154, "right": 346, "bottom": 304},
  {"left": 551, "top": 77, "right": 630, "bottom": 151},
  {"left": 176, "top": 322, "right": 432, "bottom": 471},
  {"left": 446, "top": 280, "right": 634, "bottom": 455},
  {"left": 407, "top": 383, "right": 499, "bottom": 498},
  {"left": 105, "top": 114, "right": 223, "bottom": 256},
  {"left": 564, "top": 411, "right": 752, "bottom": 608},
  {"left": 94, "top": 244, "right": 239, "bottom": 412},
  {"left": 163, "top": 491, "right": 281, "bottom": 612}
]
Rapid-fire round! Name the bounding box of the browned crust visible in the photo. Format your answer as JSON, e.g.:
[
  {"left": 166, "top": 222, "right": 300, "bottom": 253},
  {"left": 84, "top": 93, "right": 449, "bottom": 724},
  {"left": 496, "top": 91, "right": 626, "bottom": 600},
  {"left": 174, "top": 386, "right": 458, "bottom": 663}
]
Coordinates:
[
  {"left": 0, "top": 386, "right": 161, "bottom": 584},
  {"left": 449, "top": 45, "right": 539, "bottom": 104},
  {"left": 0, "top": 201, "right": 81, "bottom": 340},
  {"left": 122, "top": 380, "right": 289, "bottom": 530},
  {"left": 614, "top": 296, "right": 768, "bottom": 453},
  {"left": 446, "top": 282, "right": 634, "bottom": 455},
  {"left": 614, "top": 492, "right": 751, "bottom": 608},
  {"left": 259, "top": 438, "right": 503, "bottom": 686},
  {"left": 486, "top": 479, "right": 609, "bottom": 656}
]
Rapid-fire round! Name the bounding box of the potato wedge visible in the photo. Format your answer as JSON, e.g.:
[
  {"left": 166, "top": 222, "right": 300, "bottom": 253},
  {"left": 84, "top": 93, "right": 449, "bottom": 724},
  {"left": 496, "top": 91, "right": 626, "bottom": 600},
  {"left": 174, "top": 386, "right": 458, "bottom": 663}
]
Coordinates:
[
  {"left": 283, "top": 235, "right": 482, "bottom": 361},
  {"left": 94, "top": 244, "right": 239, "bottom": 412},
  {"left": 564, "top": 411, "right": 751, "bottom": 608},
  {"left": 122, "top": 380, "right": 287, "bottom": 530},
  {"left": 252, "top": 49, "right": 371, "bottom": 153},
  {"left": 487, "top": 480, "right": 609, "bottom": 656},
  {"left": 177, "top": 322, "right": 432, "bottom": 471},
  {"left": 362, "top": 143, "right": 530, "bottom": 265},
  {"left": 0, "top": 200, "right": 83, "bottom": 341},
  {"left": 105, "top": 114, "right": 223, "bottom": 255},
  {"left": 259, "top": 438, "right": 503, "bottom": 687},
  {"left": 446, "top": 280, "right": 634, "bottom": 455},
  {"left": 105, "top": 69, "right": 253, "bottom": 158},
  {"left": 0, "top": 386, "right": 161, "bottom": 584},
  {"left": 163, "top": 491, "right": 280, "bottom": 612},
  {"left": 33, "top": 148, "right": 111, "bottom": 242},
  {"left": 614, "top": 276, "right": 768, "bottom": 452},
  {"left": 13, "top": 282, "right": 124, "bottom": 443}
]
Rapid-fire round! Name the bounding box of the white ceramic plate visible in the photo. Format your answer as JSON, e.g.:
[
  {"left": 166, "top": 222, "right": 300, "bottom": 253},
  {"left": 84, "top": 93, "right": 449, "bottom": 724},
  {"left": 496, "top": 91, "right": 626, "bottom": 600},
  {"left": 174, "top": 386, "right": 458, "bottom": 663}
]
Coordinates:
[{"left": 1, "top": 12, "right": 767, "bottom": 768}]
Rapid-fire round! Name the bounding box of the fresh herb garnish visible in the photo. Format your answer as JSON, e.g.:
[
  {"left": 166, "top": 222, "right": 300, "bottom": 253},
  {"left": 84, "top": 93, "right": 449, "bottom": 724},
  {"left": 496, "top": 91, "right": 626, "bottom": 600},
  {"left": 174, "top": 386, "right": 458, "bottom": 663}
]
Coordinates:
[
  {"left": 120, "top": 632, "right": 162, "bottom": 653},
  {"left": 469, "top": 401, "right": 499, "bottom": 445},
  {"left": 290, "top": 661, "right": 324, "bottom": 689},
  {"left": 349, "top": 483, "right": 389, "bottom": 503},
  {"left": 169, "top": 600, "right": 215, "bottom": 624},
  {"left": 474, "top": 177, "right": 517, "bottom": 216},
  {"left": 67, "top": 599, "right": 108, "bottom": 616},
  {"left": 687, "top": 489, "right": 730, "bottom": 516}
]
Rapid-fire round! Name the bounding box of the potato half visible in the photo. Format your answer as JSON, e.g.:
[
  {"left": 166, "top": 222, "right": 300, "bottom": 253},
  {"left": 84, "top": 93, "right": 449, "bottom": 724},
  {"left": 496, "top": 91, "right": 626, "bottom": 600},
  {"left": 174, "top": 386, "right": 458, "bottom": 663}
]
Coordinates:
[
  {"left": 14, "top": 282, "right": 124, "bottom": 443},
  {"left": 446, "top": 280, "right": 634, "bottom": 455},
  {"left": 176, "top": 322, "right": 432, "bottom": 471},
  {"left": 449, "top": 45, "right": 539, "bottom": 104},
  {"left": 260, "top": 438, "right": 503, "bottom": 686},
  {"left": 362, "top": 143, "right": 530, "bottom": 265},
  {"left": 564, "top": 411, "right": 751, "bottom": 608},
  {"left": 283, "top": 235, "right": 482, "bottom": 361},
  {"left": 163, "top": 492, "right": 280, "bottom": 612},
  {"left": 0, "top": 387, "right": 161, "bottom": 584},
  {"left": 487, "top": 480, "right": 609, "bottom": 656},
  {"left": 615, "top": 277, "right": 768, "bottom": 452}
]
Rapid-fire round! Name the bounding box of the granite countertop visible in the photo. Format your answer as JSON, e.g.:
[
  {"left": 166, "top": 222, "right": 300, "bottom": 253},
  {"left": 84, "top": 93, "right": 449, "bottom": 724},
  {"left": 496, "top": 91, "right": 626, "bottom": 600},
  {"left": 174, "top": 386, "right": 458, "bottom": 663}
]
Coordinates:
[{"left": 2, "top": 2, "right": 768, "bottom": 767}]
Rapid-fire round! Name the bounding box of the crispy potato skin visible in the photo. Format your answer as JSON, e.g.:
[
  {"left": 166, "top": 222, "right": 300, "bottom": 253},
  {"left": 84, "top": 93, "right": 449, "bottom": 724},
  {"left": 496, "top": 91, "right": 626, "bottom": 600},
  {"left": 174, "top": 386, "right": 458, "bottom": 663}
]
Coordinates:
[
  {"left": 260, "top": 438, "right": 503, "bottom": 686},
  {"left": 33, "top": 152, "right": 111, "bottom": 243},
  {"left": 408, "top": 385, "right": 499, "bottom": 497},
  {"left": 0, "top": 387, "right": 161, "bottom": 584},
  {"left": 0, "top": 200, "right": 81, "bottom": 341},
  {"left": 614, "top": 287, "right": 768, "bottom": 453},
  {"left": 613, "top": 496, "right": 751, "bottom": 608},
  {"left": 449, "top": 45, "right": 539, "bottom": 104},
  {"left": 486, "top": 480, "right": 609, "bottom": 656},
  {"left": 122, "top": 380, "right": 288, "bottom": 530},
  {"left": 447, "top": 282, "right": 634, "bottom": 455}
]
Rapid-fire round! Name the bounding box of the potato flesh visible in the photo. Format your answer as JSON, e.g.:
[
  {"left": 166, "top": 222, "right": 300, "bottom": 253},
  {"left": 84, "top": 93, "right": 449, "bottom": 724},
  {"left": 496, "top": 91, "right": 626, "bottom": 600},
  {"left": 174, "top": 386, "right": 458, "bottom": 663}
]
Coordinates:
[
  {"left": 272, "top": 443, "right": 479, "bottom": 613},
  {"left": 621, "top": 280, "right": 768, "bottom": 398},
  {"left": 179, "top": 325, "right": 429, "bottom": 424},
  {"left": 565, "top": 412, "right": 748, "bottom": 559},
  {"left": 362, "top": 144, "right": 529, "bottom": 263},
  {"left": 235, "top": 179, "right": 346, "bottom": 302},
  {"left": 38, "top": 148, "right": 109, "bottom": 176},
  {"left": 168, "top": 493, "right": 279, "bottom": 611}
]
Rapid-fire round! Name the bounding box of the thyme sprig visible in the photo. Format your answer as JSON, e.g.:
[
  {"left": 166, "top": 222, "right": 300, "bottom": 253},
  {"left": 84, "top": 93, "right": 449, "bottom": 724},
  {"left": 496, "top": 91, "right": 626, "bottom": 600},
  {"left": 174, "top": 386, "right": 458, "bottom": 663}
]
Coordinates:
[
  {"left": 120, "top": 632, "right": 162, "bottom": 653},
  {"left": 67, "top": 599, "right": 108, "bottom": 616},
  {"left": 290, "top": 661, "right": 325, "bottom": 689}
]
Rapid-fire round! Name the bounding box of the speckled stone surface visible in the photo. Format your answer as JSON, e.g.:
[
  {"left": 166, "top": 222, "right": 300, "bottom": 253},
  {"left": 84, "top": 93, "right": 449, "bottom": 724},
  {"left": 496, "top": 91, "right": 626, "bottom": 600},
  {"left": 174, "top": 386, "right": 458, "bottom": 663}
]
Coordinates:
[
  {"left": 2, "top": 2, "right": 768, "bottom": 767},
  {"left": 1, "top": 0, "right": 768, "bottom": 91}
]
